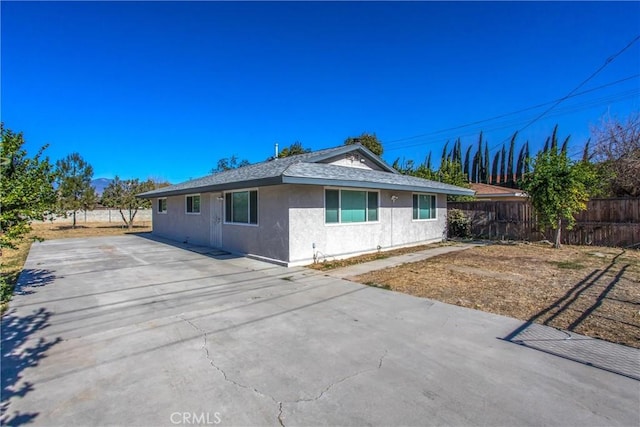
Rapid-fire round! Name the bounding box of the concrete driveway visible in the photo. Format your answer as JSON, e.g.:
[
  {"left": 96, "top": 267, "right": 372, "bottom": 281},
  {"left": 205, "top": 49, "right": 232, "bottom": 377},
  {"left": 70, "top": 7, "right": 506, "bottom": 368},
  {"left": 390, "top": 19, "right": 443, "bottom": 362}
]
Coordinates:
[{"left": 2, "top": 235, "right": 638, "bottom": 426}]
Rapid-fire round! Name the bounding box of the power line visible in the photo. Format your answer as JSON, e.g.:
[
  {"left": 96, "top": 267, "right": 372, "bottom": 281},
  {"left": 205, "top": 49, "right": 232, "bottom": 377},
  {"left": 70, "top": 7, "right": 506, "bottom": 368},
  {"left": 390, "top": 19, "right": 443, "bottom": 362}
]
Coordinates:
[
  {"left": 384, "top": 73, "right": 639, "bottom": 149},
  {"left": 487, "top": 34, "right": 640, "bottom": 153},
  {"left": 384, "top": 87, "right": 639, "bottom": 153}
]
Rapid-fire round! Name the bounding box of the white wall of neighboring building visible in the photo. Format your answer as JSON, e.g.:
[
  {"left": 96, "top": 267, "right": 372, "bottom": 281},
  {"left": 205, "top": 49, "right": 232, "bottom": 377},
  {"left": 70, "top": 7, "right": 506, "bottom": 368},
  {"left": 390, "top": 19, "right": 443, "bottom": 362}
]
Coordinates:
[{"left": 36, "top": 209, "right": 152, "bottom": 224}]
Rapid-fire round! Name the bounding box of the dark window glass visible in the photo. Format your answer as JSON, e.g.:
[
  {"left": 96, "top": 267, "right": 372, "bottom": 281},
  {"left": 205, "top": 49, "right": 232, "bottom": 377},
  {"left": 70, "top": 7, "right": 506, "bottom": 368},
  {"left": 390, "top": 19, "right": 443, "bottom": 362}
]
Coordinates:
[
  {"left": 249, "top": 191, "right": 258, "bottom": 224},
  {"left": 367, "top": 192, "right": 378, "bottom": 221},
  {"left": 325, "top": 189, "right": 339, "bottom": 223}
]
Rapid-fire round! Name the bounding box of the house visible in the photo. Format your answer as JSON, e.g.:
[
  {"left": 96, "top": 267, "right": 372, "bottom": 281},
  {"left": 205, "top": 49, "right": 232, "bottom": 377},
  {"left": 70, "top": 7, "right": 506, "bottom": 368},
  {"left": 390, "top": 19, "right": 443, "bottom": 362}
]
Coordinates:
[
  {"left": 469, "top": 183, "right": 528, "bottom": 201},
  {"left": 138, "top": 144, "right": 474, "bottom": 266}
]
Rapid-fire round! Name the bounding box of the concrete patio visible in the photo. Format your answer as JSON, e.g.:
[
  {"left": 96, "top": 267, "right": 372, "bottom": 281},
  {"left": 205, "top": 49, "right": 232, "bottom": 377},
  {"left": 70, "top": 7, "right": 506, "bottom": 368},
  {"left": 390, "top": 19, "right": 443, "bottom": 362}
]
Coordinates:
[{"left": 1, "top": 235, "right": 638, "bottom": 426}]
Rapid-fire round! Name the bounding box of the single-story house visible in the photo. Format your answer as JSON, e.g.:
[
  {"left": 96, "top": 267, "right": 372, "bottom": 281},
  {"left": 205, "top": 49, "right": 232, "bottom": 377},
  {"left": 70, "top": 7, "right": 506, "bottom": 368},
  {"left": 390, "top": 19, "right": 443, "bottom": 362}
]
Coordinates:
[
  {"left": 469, "top": 183, "right": 528, "bottom": 201},
  {"left": 139, "top": 144, "right": 474, "bottom": 266}
]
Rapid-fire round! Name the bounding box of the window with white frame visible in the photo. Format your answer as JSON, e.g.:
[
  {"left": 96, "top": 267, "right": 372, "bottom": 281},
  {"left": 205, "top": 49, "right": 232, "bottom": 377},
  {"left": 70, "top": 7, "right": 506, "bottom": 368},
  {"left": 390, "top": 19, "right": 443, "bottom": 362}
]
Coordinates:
[
  {"left": 325, "top": 189, "right": 378, "bottom": 224},
  {"left": 186, "top": 194, "right": 201, "bottom": 214},
  {"left": 158, "top": 198, "right": 167, "bottom": 214},
  {"left": 225, "top": 190, "right": 258, "bottom": 225},
  {"left": 412, "top": 193, "right": 436, "bottom": 220}
]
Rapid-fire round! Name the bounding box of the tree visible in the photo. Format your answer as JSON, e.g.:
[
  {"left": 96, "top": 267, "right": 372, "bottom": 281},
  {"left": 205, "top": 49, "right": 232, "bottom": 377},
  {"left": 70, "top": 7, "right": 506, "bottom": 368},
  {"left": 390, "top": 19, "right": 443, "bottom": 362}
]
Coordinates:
[
  {"left": 590, "top": 112, "right": 640, "bottom": 197},
  {"left": 521, "top": 150, "right": 596, "bottom": 248},
  {"left": 1, "top": 124, "right": 56, "bottom": 249},
  {"left": 55, "top": 152, "right": 97, "bottom": 228},
  {"left": 344, "top": 132, "right": 384, "bottom": 156},
  {"left": 277, "top": 141, "right": 311, "bottom": 158},
  {"left": 211, "top": 155, "right": 250, "bottom": 174},
  {"left": 101, "top": 177, "right": 155, "bottom": 230},
  {"left": 506, "top": 132, "right": 517, "bottom": 186},
  {"left": 437, "top": 159, "right": 473, "bottom": 201}
]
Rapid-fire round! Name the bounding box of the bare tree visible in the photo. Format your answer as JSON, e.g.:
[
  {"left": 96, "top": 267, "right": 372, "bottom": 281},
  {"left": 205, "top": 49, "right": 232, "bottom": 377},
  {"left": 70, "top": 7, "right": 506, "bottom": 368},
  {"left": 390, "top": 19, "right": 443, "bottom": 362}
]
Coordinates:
[
  {"left": 590, "top": 112, "right": 640, "bottom": 197},
  {"left": 101, "top": 177, "right": 155, "bottom": 229}
]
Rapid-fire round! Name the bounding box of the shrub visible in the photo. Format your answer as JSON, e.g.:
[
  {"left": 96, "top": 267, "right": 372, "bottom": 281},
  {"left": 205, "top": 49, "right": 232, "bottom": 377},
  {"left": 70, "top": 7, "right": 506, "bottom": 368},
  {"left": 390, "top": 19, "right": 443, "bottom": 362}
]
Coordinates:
[{"left": 447, "top": 209, "right": 471, "bottom": 238}]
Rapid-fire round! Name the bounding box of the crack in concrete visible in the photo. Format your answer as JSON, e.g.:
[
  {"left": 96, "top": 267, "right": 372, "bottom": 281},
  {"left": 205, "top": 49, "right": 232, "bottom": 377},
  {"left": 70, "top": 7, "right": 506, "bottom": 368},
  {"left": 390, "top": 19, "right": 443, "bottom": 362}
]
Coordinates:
[
  {"left": 277, "top": 402, "right": 285, "bottom": 427},
  {"left": 180, "top": 316, "right": 285, "bottom": 425},
  {"left": 181, "top": 315, "right": 388, "bottom": 427},
  {"left": 295, "top": 349, "right": 389, "bottom": 404}
]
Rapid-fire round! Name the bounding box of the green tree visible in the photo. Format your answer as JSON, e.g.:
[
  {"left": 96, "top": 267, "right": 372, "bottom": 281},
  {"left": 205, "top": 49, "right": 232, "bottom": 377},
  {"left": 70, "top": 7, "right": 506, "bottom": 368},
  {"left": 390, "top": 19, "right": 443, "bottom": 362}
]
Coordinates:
[
  {"left": 521, "top": 150, "right": 596, "bottom": 248},
  {"left": 437, "top": 159, "right": 473, "bottom": 201},
  {"left": 1, "top": 124, "right": 56, "bottom": 249},
  {"left": 55, "top": 152, "right": 97, "bottom": 228},
  {"left": 211, "top": 155, "right": 250, "bottom": 173},
  {"left": 278, "top": 141, "right": 311, "bottom": 158},
  {"left": 344, "top": 132, "right": 384, "bottom": 156},
  {"left": 101, "top": 177, "right": 155, "bottom": 230}
]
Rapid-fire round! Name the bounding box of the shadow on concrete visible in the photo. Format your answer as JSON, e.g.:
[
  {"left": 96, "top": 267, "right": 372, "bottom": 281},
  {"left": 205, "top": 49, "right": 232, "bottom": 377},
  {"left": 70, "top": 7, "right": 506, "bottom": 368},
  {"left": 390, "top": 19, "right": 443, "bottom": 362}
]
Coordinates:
[
  {"left": 133, "top": 233, "right": 242, "bottom": 260},
  {"left": 1, "top": 307, "right": 62, "bottom": 426},
  {"left": 501, "top": 251, "right": 638, "bottom": 380},
  {"left": 13, "top": 269, "right": 57, "bottom": 297}
]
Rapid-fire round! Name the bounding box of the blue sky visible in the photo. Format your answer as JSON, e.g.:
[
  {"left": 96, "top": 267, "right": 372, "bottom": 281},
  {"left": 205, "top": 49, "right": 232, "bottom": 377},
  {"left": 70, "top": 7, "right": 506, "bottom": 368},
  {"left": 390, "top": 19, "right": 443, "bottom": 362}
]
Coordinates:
[{"left": 2, "top": 1, "right": 639, "bottom": 184}]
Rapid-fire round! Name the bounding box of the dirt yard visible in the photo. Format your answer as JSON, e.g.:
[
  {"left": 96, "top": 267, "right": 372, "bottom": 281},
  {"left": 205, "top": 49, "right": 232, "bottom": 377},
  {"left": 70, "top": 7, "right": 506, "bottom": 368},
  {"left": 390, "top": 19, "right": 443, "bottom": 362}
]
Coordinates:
[{"left": 352, "top": 242, "right": 640, "bottom": 349}]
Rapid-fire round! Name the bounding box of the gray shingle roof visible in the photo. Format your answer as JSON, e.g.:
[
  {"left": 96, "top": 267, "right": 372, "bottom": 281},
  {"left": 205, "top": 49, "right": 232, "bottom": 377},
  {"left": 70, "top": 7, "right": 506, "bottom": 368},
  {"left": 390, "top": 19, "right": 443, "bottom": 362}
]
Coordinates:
[
  {"left": 282, "top": 163, "right": 474, "bottom": 196},
  {"left": 138, "top": 144, "right": 474, "bottom": 198}
]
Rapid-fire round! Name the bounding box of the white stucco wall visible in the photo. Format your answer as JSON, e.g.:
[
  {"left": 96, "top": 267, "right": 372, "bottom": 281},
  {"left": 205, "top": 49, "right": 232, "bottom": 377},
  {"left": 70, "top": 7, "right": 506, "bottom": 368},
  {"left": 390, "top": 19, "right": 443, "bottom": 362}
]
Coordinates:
[
  {"left": 151, "top": 184, "right": 447, "bottom": 266},
  {"left": 151, "top": 193, "right": 212, "bottom": 246},
  {"left": 287, "top": 185, "right": 446, "bottom": 265},
  {"left": 151, "top": 186, "right": 290, "bottom": 263},
  {"left": 220, "top": 186, "right": 289, "bottom": 263}
]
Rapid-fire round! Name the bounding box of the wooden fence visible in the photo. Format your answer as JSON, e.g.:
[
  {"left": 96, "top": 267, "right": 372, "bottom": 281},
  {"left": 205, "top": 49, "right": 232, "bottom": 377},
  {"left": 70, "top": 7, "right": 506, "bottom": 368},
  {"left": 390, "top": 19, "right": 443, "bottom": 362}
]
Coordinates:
[{"left": 448, "top": 198, "right": 640, "bottom": 248}]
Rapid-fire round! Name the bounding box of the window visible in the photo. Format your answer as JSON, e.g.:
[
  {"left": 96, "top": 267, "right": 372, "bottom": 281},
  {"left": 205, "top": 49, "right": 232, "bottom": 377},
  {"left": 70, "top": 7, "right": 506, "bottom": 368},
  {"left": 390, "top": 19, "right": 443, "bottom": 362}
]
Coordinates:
[
  {"left": 186, "top": 195, "right": 201, "bottom": 214},
  {"left": 158, "top": 198, "right": 167, "bottom": 214},
  {"left": 413, "top": 194, "right": 436, "bottom": 220},
  {"left": 225, "top": 190, "right": 258, "bottom": 224},
  {"left": 325, "top": 189, "right": 378, "bottom": 224}
]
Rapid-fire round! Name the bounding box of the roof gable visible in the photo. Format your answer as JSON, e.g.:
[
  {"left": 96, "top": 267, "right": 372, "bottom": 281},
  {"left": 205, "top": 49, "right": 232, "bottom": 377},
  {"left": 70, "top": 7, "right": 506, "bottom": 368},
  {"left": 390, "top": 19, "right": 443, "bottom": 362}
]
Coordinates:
[{"left": 306, "top": 144, "right": 397, "bottom": 173}]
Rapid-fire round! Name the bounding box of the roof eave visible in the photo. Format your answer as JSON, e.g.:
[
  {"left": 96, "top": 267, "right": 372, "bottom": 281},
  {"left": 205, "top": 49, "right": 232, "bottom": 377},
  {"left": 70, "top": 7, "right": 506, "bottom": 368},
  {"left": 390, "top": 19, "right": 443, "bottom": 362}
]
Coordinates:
[
  {"left": 281, "top": 176, "right": 475, "bottom": 196},
  {"left": 138, "top": 177, "right": 284, "bottom": 198}
]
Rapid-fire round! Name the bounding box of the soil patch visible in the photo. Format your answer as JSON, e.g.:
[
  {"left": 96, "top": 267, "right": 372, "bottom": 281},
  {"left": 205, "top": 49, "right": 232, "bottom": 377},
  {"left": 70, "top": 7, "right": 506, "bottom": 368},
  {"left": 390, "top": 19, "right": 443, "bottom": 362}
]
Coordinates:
[{"left": 353, "top": 243, "right": 640, "bottom": 348}]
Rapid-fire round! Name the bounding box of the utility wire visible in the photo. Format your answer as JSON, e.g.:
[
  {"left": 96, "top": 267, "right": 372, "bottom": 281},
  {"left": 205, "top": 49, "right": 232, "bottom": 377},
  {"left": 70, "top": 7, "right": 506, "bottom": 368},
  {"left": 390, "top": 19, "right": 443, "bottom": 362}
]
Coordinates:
[
  {"left": 384, "top": 87, "right": 639, "bottom": 152},
  {"left": 487, "top": 34, "right": 640, "bottom": 153},
  {"left": 384, "top": 73, "right": 639, "bottom": 148}
]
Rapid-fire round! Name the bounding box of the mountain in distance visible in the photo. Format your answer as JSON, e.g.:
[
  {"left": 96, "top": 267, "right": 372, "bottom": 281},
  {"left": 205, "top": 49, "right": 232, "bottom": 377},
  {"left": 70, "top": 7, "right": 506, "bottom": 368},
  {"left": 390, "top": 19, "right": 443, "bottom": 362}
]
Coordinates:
[{"left": 91, "top": 178, "right": 113, "bottom": 196}]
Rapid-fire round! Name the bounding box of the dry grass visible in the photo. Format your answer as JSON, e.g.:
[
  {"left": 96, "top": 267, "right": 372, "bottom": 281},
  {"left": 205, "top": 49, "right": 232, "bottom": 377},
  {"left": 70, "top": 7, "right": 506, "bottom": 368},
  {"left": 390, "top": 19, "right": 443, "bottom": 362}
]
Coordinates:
[
  {"left": 1, "top": 222, "right": 151, "bottom": 314},
  {"left": 353, "top": 242, "right": 640, "bottom": 348}
]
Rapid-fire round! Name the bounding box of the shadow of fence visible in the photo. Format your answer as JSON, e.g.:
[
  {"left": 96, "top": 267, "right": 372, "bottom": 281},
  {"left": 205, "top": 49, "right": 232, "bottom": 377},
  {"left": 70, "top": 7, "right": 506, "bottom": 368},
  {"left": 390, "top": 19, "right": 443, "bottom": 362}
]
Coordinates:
[{"left": 501, "top": 252, "right": 639, "bottom": 380}]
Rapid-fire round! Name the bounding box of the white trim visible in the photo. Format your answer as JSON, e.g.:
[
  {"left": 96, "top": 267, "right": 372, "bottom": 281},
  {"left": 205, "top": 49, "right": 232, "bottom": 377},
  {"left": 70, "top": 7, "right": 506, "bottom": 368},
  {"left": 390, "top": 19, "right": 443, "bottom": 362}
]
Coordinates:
[
  {"left": 185, "top": 194, "right": 201, "bottom": 215},
  {"left": 324, "top": 187, "right": 380, "bottom": 225},
  {"left": 412, "top": 192, "right": 437, "bottom": 221},
  {"left": 157, "top": 197, "right": 167, "bottom": 214},
  {"left": 223, "top": 188, "right": 259, "bottom": 226}
]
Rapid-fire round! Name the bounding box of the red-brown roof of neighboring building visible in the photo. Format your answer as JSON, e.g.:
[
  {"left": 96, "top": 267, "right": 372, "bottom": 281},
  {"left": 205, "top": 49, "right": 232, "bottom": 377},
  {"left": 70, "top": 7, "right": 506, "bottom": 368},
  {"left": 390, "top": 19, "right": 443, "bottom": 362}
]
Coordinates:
[{"left": 470, "top": 183, "right": 527, "bottom": 197}]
